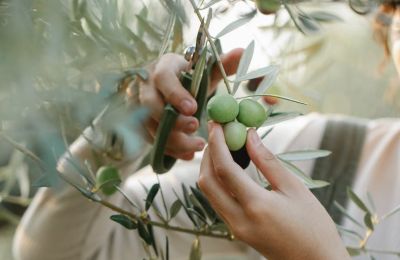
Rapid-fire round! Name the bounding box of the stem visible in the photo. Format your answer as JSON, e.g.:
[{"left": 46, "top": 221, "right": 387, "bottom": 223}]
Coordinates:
[
  {"left": 188, "top": 0, "right": 232, "bottom": 94},
  {"left": 100, "top": 200, "right": 232, "bottom": 240}
]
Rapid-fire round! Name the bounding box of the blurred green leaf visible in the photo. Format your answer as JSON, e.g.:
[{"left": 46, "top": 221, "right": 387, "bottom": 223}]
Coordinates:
[
  {"left": 347, "top": 247, "right": 362, "bottom": 257},
  {"left": 233, "top": 41, "right": 254, "bottom": 94},
  {"left": 216, "top": 10, "right": 256, "bottom": 38},
  {"left": 189, "top": 238, "right": 202, "bottom": 260},
  {"left": 347, "top": 188, "right": 371, "bottom": 214},
  {"left": 308, "top": 11, "right": 343, "bottom": 23},
  {"left": 280, "top": 159, "right": 329, "bottom": 189},
  {"left": 169, "top": 199, "right": 182, "bottom": 219},
  {"left": 138, "top": 220, "right": 152, "bottom": 245},
  {"left": 364, "top": 213, "right": 374, "bottom": 231}
]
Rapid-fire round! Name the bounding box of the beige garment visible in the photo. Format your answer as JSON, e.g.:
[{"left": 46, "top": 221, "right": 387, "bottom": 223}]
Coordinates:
[{"left": 13, "top": 113, "right": 400, "bottom": 260}]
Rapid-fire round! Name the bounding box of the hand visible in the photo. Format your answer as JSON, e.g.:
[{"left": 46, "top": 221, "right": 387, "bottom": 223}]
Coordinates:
[
  {"left": 198, "top": 122, "right": 350, "bottom": 260},
  {"left": 130, "top": 49, "right": 243, "bottom": 161}
]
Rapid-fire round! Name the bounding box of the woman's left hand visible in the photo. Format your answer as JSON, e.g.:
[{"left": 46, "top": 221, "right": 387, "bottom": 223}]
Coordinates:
[{"left": 198, "top": 122, "right": 350, "bottom": 260}]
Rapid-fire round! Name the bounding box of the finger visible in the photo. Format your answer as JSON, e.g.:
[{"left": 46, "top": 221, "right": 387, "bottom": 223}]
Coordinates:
[
  {"left": 174, "top": 115, "right": 199, "bottom": 134},
  {"left": 198, "top": 148, "right": 244, "bottom": 224},
  {"left": 153, "top": 54, "right": 197, "bottom": 116},
  {"left": 246, "top": 129, "right": 302, "bottom": 192},
  {"left": 139, "top": 84, "right": 165, "bottom": 121},
  {"left": 146, "top": 118, "right": 206, "bottom": 154},
  {"left": 208, "top": 122, "right": 266, "bottom": 205},
  {"left": 210, "top": 48, "right": 244, "bottom": 90}
]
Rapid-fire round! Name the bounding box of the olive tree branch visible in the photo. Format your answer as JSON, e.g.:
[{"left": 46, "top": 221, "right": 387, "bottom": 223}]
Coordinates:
[{"left": 188, "top": 0, "right": 232, "bottom": 94}]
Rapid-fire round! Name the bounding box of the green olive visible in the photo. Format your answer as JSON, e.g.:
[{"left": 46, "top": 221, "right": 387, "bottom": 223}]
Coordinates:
[
  {"left": 207, "top": 94, "right": 239, "bottom": 123},
  {"left": 96, "top": 166, "right": 121, "bottom": 196},
  {"left": 237, "top": 99, "right": 267, "bottom": 128},
  {"left": 256, "top": 0, "right": 281, "bottom": 14},
  {"left": 223, "top": 121, "right": 247, "bottom": 151}
]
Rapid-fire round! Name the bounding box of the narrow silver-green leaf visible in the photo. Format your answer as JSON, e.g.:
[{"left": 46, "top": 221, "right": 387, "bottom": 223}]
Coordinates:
[
  {"left": 216, "top": 11, "right": 256, "bottom": 38},
  {"left": 333, "top": 201, "right": 364, "bottom": 229},
  {"left": 190, "top": 49, "right": 207, "bottom": 97},
  {"left": 199, "top": 0, "right": 221, "bottom": 10},
  {"left": 158, "top": 14, "right": 176, "bottom": 58},
  {"left": 233, "top": 41, "right": 254, "bottom": 95},
  {"left": 382, "top": 204, "right": 400, "bottom": 220},
  {"left": 347, "top": 247, "right": 362, "bottom": 257},
  {"left": 279, "top": 159, "right": 329, "bottom": 189},
  {"left": 347, "top": 188, "right": 371, "bottom": 214},
  {"left": 364, "top": 213, "right": 374, "bottom": 231},
  {"left": 278, "top": 150, "right": 331, "bottom": 161},
  {"left": 260, "top": 112, "right": 303, "bottom": 127},
  {"left": 235, "top": 65, "right": 279, "bottom": 82},
  {"left": 308, "top": 11, "right": 343, "bottom": 22},
  {"left": 189, "top": 238, "right": 202, "bottom": 260},
  {"left": 253, "top": 65, "right": 280, "bottom": 99}
]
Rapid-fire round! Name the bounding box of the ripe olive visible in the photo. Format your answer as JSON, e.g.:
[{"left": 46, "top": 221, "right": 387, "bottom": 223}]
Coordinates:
[
  {"left": 207, "top": 94, "right": 239, "bottom": 123},
  {"left": 223, "top": 121, "right": 247, "bottom": 151},
  {"left": 237, "top": 99, "right": 267, "bottom": 128},
  {"left": 96, "top": 166, "right": 121, "bottom": 196},
  {"left": 230, "top": 145, "right": 251, "bottom": 169},
  {"left": 256, "top": 0, "right": 281, "bottom": 14}
]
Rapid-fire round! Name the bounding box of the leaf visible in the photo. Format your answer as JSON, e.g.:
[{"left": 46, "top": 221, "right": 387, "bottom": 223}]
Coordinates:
[
  {"left": 260, "top": 112, "right": 303, "bottom": 127},
  {"left": 260, "top": 127, "right": 274, "bottom": 140},
  {"left": 382, "top": 204, "right": 400, "bottom": 220},
  {"left": 216, "top": 10, "right": 256, "bottom": 38},
  {"left": 253, "top": 66, "right": 280, "bottom": 99},
  {"left": 347, "top": 188, "right": 371, "bottom": 214},
  {"left": 190, "top": 49, "right": 207, "bottom": 97},
  {"left": 145, "top": 183, "right": 160, "bottom": 211},
  {"left": 199, "top": 0, "right": 222, "bottom": 10},
  {"left": 298, "top": 14, "right": 320, "bottom": 34},
  {"left": 190, "top": 186, "right": 216, "bottom": 221},
  {"left": 233, "top": 41, "right": 254, "bottom": 95},
  {"left": 136, "top": 14, "right": 163, "bottom": 41},
  {"left": 333, "top": 201, "right": 364, "bottom": 229},
  {"left": 137, "top": 220, "right": 152, "bottom": 245},
  {"left": 277, "top": 150, "right": 331, "bottom": 161},
  {"left": 347, "top": 247, "right": 362, "bottom": 257},
  {"left": 189, "top": 238, "right": 202, "bottom": 260},
  {"left": 235, "top": 65, "right": 280, "bottom": 82},
  {"left": 110, "top": 214, "right": 137, "bottom": 230},
  {"left": 336, "top": 225, "right": 363, "bottom": 240},
  {"left": 279, "top": 159, "right": 329, "bottom": 189},
  {"left": 158, "top": 14, "right": 175, "bottom": 58},
  {"left": 364, "top": 213, "right": 374, "bottom": 231},
  {"left": 147, "top": 222, "right": 158, "bottom": 256},
  {"left": 169, "top": 199, "right": 182, "bottom": 219},
  {"left": 308, "top": 11, "right": 343, "bottom": 23}
]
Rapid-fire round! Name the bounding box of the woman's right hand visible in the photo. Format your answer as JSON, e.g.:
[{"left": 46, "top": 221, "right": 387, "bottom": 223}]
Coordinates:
[
  {"left": 199, "top": 122, "right": 350, "bottom": 260},
  {"left": 128, "top": 50, "right": 243, "bottom": 161}
]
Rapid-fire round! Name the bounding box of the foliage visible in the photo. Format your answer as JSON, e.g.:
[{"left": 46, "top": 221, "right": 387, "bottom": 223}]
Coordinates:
[{"left": 1, "top": 0, "right": 399, "bottom": 260}]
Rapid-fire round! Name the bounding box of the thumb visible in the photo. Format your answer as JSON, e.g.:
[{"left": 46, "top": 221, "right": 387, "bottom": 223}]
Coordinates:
[{"left": 210, "top": 48, "right": 244, "bottom": 91}]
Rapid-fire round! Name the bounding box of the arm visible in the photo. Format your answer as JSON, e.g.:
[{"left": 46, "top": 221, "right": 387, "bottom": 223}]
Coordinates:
[{"left": 13, "top": 51, "right": 243, "bottom": 260}]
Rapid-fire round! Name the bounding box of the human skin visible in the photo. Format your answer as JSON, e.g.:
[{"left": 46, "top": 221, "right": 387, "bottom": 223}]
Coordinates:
[
  {"left": 131, "top": 49, "right": 243, "bottom": 161},
  {"left": 199, "top": 122, "right": 351, "bottom": 260}
]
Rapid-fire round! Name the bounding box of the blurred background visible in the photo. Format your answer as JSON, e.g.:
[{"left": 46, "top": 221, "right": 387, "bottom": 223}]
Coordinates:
[{"left": 1, "top": 0, "right": 399, "bottom": 259}]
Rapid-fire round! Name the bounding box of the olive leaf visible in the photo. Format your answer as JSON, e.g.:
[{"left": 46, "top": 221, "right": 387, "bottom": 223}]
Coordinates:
[
  {"left": 382, "top": 204, "right": 400, "bottom": 220},
  {"left": 364, "top": 213, "right": 374, "bottom": 231},
  {"left": 336, "top": 225, "right": 363, "bottom": 240},
  {"left": 216, "top": 10, "right": 256, "bottom": 38},
  {"left": 190, "top": 186, "right": 217, "bottom": 222},
  {"left": 297, "top": 13, "right": 320, "bottom": 34},
  {"left": 110, "top": 214, "right": 137, "bottom": 230},
  {"left": 347, "top": 188, "right": 371, "bottom": 214},
  {"left": 136, "top": 14, "right": 163, "bottom": 41},
  {"left": 169, "top": 199, "right": 182, "bottom": 219},
  {"left": 308, "top": 11, "right": 343, "bottom": 23},
  {"left": 279, "top": 159, "right": 329, "bottom": 189},
  {"left": 158, "top": 14, "right": 176, "bottom": 58},
  {"left": 189, "top": 238, "right": 202, "bottom": 260},
  {"left": 145, "top": 183, "right": 160, "bottom": 211},
  {"left": 260, "top": 112, "right": 303, "bottom": 127},
  {"left": 277, "top": 150, "right": 331, "bottom": 161},
  {"left": 347, "top": 247, "right": 362, "bottom": 257},
  {"left": 333, "top": 201, "right": 364, "bottom": 229},
  {"left": 253, "top": 65, "right": 280, "bottom": 99},
  {"left": 233, "top": 41, "right": 254, "bottom": 95},
  {"left": 137, "top": 220, "right": 153, "bottom": 245},
  {"left": 199, "top": 0, "right": 222, "bottom": 10},
  {"left": 190, "top": 49, "right": 208, "bottom": 97},
  {"left": 147, "top": 222, "right": 158, "bottom": 256},
  {"left": 235, "top": 65, "right": 280, "bottom": 82}
]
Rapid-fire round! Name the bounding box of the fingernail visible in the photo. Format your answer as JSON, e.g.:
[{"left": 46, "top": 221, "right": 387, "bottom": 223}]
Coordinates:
[
  {"left": 250, "top": 130, "right": 261, "bottom": 145},
  {"left": 197, "top": 141, "right": 206, "bottom": 151},
  {"left": 187, "top": 121, "right": 197, "bottom": 132},
  {"left": 180, "top": 99, "right": 195, "bottom": 114}
]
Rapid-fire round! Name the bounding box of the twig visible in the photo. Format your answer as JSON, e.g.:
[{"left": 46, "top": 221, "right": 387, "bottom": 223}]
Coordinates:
[{"left": 188, "top": 0, "right": 232, "bottom": 94}]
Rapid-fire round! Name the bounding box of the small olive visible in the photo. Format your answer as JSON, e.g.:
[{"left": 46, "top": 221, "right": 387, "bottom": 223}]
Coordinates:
[
  {"left": 256, "top": 0, "right": 281, "bottom": 15},
  {"left": 223, "top": 121, "right": 247, "bottom": 151},
  {"left": 237, "top": 99, "right": 267, "bottom": 128},
  {"left": 207, "top": 94, "right": 239, "bottom": 123},
  {"left": 96, "top": 166, "right": 121, "bottom": 196}
]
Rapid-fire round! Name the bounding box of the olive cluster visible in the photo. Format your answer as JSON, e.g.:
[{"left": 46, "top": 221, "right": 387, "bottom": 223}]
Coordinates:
[{"left": 207, "top": 94, "right": 267, "bottom": 151}]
